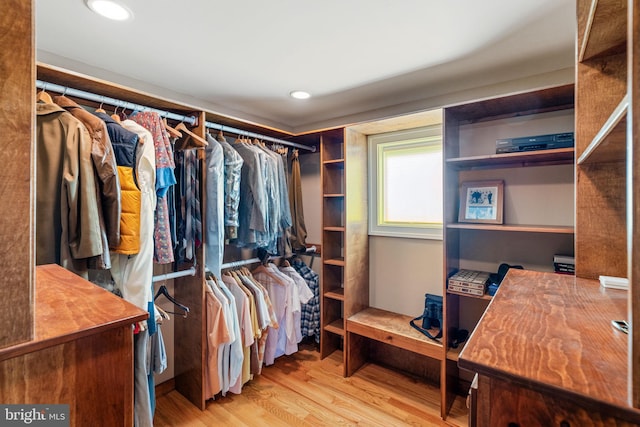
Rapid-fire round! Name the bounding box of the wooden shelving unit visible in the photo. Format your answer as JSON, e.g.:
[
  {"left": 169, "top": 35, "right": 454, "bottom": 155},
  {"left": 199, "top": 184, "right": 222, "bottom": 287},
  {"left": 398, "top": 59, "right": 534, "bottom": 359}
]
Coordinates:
[
  {"left": 319, "top": 128, "right": 369, "bottom": 369},
  {"left": 442, "top": 83, "right": 576, "bottom": 415},
  {"left": 575, "top": 0, "right": 628, "bottom": 282},
  {"left": 576, "top": 0, "right": 640, "bottom": 408}
]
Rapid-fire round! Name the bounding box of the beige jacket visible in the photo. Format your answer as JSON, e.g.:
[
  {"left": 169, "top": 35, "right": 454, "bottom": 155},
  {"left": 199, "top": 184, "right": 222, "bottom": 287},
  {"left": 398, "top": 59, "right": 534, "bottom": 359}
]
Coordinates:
[
  {"left": 54, "top": 96, "right": 121, "bottom": 267},
  {"left": 36, "top": 102, "right": 103, "bottom": 276}
]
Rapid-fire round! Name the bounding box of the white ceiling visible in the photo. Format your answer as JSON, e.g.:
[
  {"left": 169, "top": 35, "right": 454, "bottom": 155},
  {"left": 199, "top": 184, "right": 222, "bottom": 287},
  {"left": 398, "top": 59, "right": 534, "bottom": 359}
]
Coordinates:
[{"left": 35, "top": 0, "right": 576, "bottom": 134}]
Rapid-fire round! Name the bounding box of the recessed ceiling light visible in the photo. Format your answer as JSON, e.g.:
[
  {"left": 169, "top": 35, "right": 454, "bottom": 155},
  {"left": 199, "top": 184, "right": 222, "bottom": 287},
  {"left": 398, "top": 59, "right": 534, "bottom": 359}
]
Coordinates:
[
  {"left": 290, "top": 90, "right": 311, "bottom": 100},
  {"left": 85, "top": 0, "right": 133, "bottom": 21}
]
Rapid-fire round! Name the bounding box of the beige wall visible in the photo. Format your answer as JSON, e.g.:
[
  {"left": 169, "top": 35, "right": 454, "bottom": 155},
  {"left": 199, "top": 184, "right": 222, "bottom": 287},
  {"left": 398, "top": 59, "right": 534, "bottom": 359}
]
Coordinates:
[
  {"left": 298, "top": 151, "right": 322, "bottom": 246},
  {"left": 369, "top": 236, "right": 443, "bottom": 317}
]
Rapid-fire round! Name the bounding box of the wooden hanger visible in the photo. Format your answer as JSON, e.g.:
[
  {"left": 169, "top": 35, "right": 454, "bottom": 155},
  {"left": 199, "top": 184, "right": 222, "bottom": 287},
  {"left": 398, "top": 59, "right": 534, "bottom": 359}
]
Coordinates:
[
  {"left": 163, "top": 118, "right": 182, "bottom": 138},
  {"left": 252, "top": 263, "right": 285, "bottom": 286},
  {"left": 175, "top": 122, "right": 208, "bottom": 148},
  {"left": 36, "top": 88, "right": 53, "bottom": 104}
]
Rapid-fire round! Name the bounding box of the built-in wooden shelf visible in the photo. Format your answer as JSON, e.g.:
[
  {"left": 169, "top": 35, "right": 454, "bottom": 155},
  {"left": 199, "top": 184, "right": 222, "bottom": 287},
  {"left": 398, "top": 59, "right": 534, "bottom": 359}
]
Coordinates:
[
  {"left": 578, "top": 0, "right": 627, "bottom": 62},
  {"left": 324, "top": 319, "right": 345, "bottom": 336},
  {"left": 577, "top": 94, "right": 628, "bottom": 165},
  {"left": 324, "top": 289, "right": 345, "bottom": 301},
  {"left": 446, "top": 223, "right": 574, "bottom": 234},
  {"left": 323, "top": 159, "right": 345, "bottom": 165},
  {"left": 347, "top": 307, "right": 444, "bottom": 361},
  {"left": 324, "top": 257, "right": 345, "bottom": 266},
  {"left": 446, "top": 290, "right": 493, "bottom": 301},
  {"left": 447, "top": 85, "right": 574, "bottom": 124},
  {"left": 447, "top": 148, "right": 575, "bottom": 170},
  {"left": 323, "top": 193, "right": 345, "bottom": 198},
  {"left": 324, "top": 226, "right": 345, "bottom": 232}
]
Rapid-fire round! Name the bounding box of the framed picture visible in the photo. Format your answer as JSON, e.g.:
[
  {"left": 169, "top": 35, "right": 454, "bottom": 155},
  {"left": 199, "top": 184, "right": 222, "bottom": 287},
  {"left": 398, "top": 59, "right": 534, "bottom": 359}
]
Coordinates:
[{"left": 458, "top": 180, "right": 504, "bottom": 224}]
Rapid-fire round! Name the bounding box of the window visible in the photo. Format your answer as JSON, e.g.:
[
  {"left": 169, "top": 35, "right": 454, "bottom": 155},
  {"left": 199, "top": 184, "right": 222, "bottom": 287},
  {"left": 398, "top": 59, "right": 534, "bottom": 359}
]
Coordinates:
[{"left": 368, "top": 125, "right": 443, "bottom": 239}]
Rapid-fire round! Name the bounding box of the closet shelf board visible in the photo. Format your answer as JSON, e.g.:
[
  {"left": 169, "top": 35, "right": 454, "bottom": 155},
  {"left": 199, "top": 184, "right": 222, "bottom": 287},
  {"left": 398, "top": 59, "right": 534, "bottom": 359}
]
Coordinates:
[
  {"left": 347, "top": 307, "right": 444, "bottom": 361},
  {"left": 447, "top": 85, "right": 574, "bottom": 124},
  {"left": 324, "top": 319, "right": 345, "bottom": 336},
  {"left": 324, "top": 257, "right": 346, "bottom": 266},
  {"left": 323, "top": 159, "right": 345, "bottom": 165},
  {"left": 577, "top": 94, "right": 628, "bottom": 165},
  {"left": 446, "top": 290, "right": 493, "bottom": 301},
  {"left": 0, "top": 264, "right": 148, "bottom": 362},
  {"left": 324, "top": 226, "right": 346, "bottom": 232},
  {"left": 323, "top": 193, "right": 345, "bottom": 198},
  {"left": 446, "top": 223, "right": 575, "bottom": 234},
  {"left": 324, "top": 289, "right": 345, "bottom": 301},
  {"left": 446, "top": 148, "right": 574, "bottom": 170},
  {"left": 578, "top": 0, "right": 627, "bottom": 62}
]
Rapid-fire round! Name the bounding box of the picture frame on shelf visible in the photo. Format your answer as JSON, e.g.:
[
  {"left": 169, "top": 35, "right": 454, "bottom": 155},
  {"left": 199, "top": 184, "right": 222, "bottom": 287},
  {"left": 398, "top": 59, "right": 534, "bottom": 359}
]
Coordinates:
[{"left": 458, "top": 180, "right": 504, "bottom": 224}]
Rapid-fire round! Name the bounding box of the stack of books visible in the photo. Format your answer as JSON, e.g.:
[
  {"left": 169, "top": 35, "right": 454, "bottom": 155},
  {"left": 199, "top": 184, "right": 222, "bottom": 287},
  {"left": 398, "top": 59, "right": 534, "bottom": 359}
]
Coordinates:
[
  {"left": 554, "top": 255, "right": 575, "bottom": 275},
  {"left": 448, "top": 270, "right": 490, "bottom": 297}
]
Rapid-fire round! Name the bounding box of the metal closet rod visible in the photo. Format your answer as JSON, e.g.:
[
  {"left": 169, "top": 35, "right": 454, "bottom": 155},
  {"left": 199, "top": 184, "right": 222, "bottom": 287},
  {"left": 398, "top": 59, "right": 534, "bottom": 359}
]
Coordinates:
[
  {"left": 36, "top": 79, "right": 316, "bottom": 152},
  {"left": 36, "top": 80, "right": 197, "bottom": 125},
  {"left": 205, "top": 122, "right": 315, "bottom": 152},
  {"left": 221, "top": 257, "right": 261, "bottom": 270},
  {"left": 152, "top": 267, "right": 197, "bottom": 283}
]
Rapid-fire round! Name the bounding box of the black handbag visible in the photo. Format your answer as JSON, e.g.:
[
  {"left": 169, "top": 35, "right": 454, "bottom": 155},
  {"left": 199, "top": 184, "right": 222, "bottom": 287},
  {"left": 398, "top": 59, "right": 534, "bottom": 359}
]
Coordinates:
[{"left": 410, "top": 293, "right": 443, "bottom": 341}]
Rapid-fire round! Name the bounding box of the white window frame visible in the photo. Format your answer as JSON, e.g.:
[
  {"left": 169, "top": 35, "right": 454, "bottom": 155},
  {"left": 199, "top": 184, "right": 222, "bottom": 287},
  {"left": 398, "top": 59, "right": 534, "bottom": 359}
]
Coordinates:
[{"left": 367, "top": 125, "right": 443, "bottom": 240}]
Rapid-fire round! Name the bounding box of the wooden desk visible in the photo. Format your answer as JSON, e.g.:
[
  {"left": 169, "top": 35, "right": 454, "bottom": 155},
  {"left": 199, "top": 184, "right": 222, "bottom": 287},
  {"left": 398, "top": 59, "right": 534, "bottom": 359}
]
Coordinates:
[
  {"left": 0, "top": 264, "right": 148, "bottom": 426},
  {"left": 458, "top": 269, "right": 640, "bottom": 426}
]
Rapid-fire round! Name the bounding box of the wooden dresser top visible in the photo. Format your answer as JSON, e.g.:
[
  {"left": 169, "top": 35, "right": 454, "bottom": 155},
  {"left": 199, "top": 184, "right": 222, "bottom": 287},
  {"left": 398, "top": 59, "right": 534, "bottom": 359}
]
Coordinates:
[
  {"left": 459, "top": 268, "right": 630, "bottom": 411},
  {"left": 0, "top": 264, "right": 147, "bottom": 361}
]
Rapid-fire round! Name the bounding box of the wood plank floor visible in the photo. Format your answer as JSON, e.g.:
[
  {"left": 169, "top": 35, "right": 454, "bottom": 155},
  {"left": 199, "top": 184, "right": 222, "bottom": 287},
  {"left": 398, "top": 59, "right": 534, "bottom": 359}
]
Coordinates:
[{"left": 154, "top": 343, "right": 469, "bottom": 427}]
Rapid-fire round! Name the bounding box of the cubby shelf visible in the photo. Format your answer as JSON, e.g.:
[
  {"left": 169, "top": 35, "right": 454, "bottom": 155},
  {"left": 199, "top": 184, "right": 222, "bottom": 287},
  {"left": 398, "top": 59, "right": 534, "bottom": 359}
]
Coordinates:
[
  {"left": 578, "top": 0, "right": 627, "bottom": 62},
  {"left": 324, "top": 289, "right": 345, "bottom": 301},
  {"left": 577, "top": 94, "right": 628, "bottom": 165},
  {"left": 324, "top": 319, "right": 345, "bottom": 336},
  {"left": 324, "top": 258, "right": 345, "bottom": 266}
]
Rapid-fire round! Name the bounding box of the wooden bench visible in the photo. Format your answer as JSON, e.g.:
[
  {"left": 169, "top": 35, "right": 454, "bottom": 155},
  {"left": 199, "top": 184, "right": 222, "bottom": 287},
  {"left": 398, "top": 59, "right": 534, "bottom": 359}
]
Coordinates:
[{"left": 346, "top": 307, "right": 444, "bottom": 376}]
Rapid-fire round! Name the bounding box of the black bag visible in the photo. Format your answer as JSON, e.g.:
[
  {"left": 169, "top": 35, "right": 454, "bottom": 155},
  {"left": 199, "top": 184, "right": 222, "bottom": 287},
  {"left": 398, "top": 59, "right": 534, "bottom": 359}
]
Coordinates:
[{"left": 410, "top": 293, "right": 443, "bottom": 341}]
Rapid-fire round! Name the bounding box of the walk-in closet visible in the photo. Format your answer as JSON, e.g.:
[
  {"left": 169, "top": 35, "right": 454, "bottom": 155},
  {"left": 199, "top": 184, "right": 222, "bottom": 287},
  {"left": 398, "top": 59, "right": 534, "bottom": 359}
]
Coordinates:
[{"left": 3, "top": 1, "right": 640, "bottom": 427}]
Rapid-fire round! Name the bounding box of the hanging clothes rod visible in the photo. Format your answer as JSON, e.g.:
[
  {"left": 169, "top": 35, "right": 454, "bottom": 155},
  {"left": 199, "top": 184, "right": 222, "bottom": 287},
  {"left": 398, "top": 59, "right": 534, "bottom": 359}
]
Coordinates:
[
  {"left": 152, "top": 267, "right": 197, "bottom": 283},
  {"left": 221, "top": 258, "right": 261, "bottom": 270},
  {"left": 36, "top": 80, "right": 316, "bottom": 152},
  {"left": 205, "top": 121, "right": 315, "bottom": 152},
  {"left": 36, "top": 80, "right": 197, "bottom": 125}
]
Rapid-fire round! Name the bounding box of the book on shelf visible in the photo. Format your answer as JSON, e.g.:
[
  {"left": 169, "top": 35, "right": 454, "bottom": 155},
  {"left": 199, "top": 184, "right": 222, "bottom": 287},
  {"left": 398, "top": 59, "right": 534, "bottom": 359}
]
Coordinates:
[
  {"left": 553, "top": 254, "right": 575, "bottom": 275},
  {"left": 448, "top": 269, "right": 490, "bottom": 297},
  {"left": 448, "top": 283, "right": 485, "bottom": 297}
]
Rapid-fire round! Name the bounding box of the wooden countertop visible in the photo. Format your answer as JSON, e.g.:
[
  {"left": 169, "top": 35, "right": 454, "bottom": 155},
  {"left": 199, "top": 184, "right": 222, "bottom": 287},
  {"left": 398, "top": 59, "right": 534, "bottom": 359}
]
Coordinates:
[
  {"left": 0, "top": 264, "right": 148, "bottom": 362},
  {"left": 458, "top": 268, "right": 632, "bottom": 412}
]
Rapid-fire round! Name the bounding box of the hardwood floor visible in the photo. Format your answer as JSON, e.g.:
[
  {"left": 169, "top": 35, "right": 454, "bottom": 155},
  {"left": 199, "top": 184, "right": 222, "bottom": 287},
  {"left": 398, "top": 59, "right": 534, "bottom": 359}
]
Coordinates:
[{"left": 154, "top": 343, "right": 469, "bottom": 427}]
